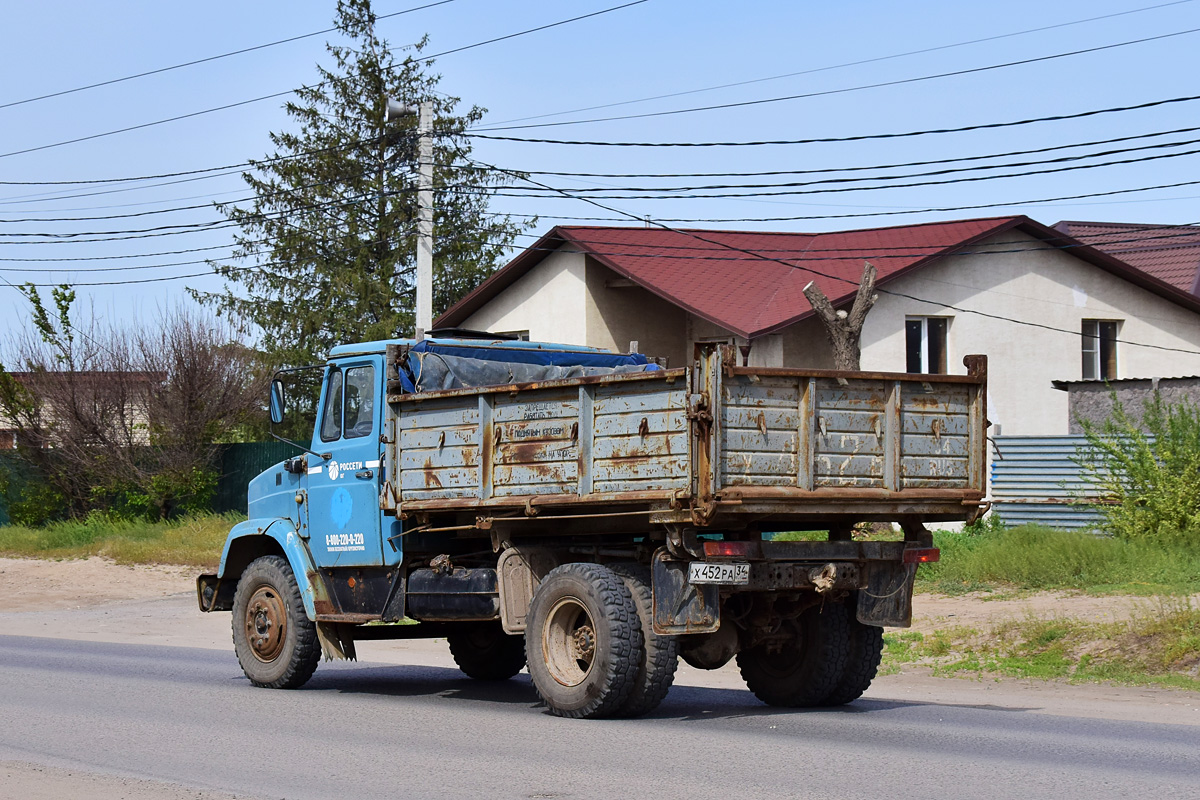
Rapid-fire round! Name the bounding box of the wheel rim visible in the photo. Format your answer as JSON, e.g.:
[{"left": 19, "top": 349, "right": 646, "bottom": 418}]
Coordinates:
[
  {"left": 244, "top": 585, "right": 287, "bottom": 663},
  {"left": 542, "top": 595, "right": 597, "bottom": 687}
]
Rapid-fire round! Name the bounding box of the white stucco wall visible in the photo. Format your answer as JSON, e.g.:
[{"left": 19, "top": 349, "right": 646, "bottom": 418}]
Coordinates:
[
  {"left": 859, "top": 230, "right": 1200, "bottom": 435},
  {"left": 584, "top": 259, "right": 689, "bottom": 366},
  {"left": 460, "top": 248, "right": 589, "bottom": 344}
]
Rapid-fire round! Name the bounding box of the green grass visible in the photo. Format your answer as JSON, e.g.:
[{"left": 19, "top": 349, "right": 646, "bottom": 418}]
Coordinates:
[
  {"left": 918, "top": 524, "right": 1200, "bottom": 595},
  {"left": 882, "top": 600, "right": 1200, "bottom": 690},
  {"left": 0, "top": 512, "right": 241, "bottom": 568}
]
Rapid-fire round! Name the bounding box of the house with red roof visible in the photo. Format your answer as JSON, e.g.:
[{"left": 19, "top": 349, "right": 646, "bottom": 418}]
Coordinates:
[
  {"left": 1053, "top": 221, "right": 1200, "bottom": 296},
  {"left": 436, "top": 215, "right": 1200, "bottom": 436}
]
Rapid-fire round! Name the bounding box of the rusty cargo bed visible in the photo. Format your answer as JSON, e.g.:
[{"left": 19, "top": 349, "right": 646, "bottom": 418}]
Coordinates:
[{"left": 380, "top": 345, "right": 987, "bottom": 530}]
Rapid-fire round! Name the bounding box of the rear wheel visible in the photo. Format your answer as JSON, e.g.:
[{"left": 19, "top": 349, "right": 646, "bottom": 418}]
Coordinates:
[
  {"left": 737, "top": 603, "right": 850, "bottom": 707},
  {"left": 231, "top": 556, "right": 320, "bottom": 689},
  {"left": 611, "top": 565, "right": 678, "bottom": 717},
  {"left": 447, "top": 622, "right": 527, "bottom": 680},
  {"left": 822, "top": 602, "right": 884, "bottom": 706},
  {"left": 525, "top": 563, "right": 643, "bottom": 719}
]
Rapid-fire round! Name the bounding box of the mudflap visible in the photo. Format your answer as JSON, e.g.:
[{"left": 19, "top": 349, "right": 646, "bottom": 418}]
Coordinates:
[
  {"left": 196, "top": 573, "right": 232, "bottom": 612},
  {"left": 857, "top": 561, "right": 917, "bottom": 627},
  {"left": 651, "top": 549, "right": 720, "bottom": 635},
  {"left": 316, "top": 622, "right": 358, "bottom": 662}
]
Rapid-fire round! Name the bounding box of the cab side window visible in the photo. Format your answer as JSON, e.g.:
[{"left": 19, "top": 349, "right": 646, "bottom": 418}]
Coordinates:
[
  {"left": 343, "top": 366, "right": 375, "bottom": 439},
  {"left": 319, "top": 369, "right": 343, "bottom": 442}
]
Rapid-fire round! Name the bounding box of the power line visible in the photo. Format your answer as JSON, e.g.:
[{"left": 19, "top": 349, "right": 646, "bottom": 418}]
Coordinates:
[
  {"left": 486, "top": 0, "right": 1196, "bottom": 126},
  {"left": 488, "top": 125, "right": 1200, "bottom": 180},
  {"left": 470, "top": 93, "right": 1200, "bottom": 148},
  {"left": 470, "top": 26, "right": 1200, "bottom": 132},
  {"left": 490, "top": 177, "right": 1200, "bottom": 224},
  {"left": 481, "top": 138, "right": 1200, "bottom": 198},
  {"left": 7, "top": 91, "right": 1198, "bottom": 203},
  {"left": 8, "top": 218, "right": 1199, "bottom": 276},
  {"left": 0, "top": 0, "right": 459, "bottom": 112},
  {"left": 423, "top": 0, "right": 648, "bottom": 59},
  {"left": 0, "top": 0, "right": 652, "bottom": 162},
  {"left": 12, "top": 128, "right": 1200, "bottom": 223},
  {"left": 466, "top": 156, "right": 1200, "bottom": 358}
]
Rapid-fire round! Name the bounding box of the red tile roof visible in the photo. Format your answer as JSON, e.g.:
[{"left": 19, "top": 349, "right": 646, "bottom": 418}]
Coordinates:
[
  {"left": 1053, "top": 221, "right": 1200, "bottom": 295},
  {"left": 439, "top": 216, "right": 1200, "bottom": 339}
]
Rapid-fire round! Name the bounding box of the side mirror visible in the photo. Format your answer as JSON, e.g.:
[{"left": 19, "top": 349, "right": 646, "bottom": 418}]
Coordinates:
[{"left": 269, "top": 379, "right": 286, "bottom": 425}]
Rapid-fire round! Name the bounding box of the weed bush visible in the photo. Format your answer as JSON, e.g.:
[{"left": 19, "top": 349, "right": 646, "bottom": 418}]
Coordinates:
[{"left": 1079, "top": 394, "right": 1200, "bottom": 545}]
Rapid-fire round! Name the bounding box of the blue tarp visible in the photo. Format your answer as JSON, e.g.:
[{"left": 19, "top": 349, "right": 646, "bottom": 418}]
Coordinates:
[{"left": 396, "top": 340, "right": 656, "bottom": 393}]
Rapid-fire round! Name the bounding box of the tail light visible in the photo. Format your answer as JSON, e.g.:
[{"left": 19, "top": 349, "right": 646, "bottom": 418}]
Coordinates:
[
  {"left": 703, "top": 540, "right": 762, "bottom": 558},
  {"left": 903, "top": 547, "right": 940, "bottom": 564}
]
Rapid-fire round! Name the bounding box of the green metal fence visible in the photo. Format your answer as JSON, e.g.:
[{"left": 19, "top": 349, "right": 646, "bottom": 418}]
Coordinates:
[
  {"left": 0, "top": 442, "right": 303, "bottom": 523},
  {"left": 214, "top": 441, "right": 303, "bottom": 514}
]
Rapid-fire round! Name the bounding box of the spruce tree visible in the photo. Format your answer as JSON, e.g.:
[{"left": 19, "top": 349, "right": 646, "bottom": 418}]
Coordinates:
[{"left": 198, "top": 0, "right": 526, "bottom": 367}]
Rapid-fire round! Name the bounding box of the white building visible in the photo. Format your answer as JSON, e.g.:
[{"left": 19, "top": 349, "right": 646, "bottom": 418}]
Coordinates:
[{"left": 436, "top": 216, "right": 1200, "bottom": 436}]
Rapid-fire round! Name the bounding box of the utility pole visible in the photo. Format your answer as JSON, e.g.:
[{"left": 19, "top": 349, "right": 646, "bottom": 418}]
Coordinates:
[
  {"left": 384, "top": 98, "right": 435, "bottom": 339},
  {"left": 415, "top": 101, "right": 433, "bottom": 338}
]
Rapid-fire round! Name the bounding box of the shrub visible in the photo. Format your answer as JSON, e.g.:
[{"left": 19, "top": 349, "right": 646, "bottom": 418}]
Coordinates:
[{"left": 1078, "top": 394, "right": 1200, "bottom": 545}]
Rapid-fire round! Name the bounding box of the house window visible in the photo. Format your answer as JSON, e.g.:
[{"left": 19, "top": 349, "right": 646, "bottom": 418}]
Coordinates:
[
  {"left": 905, "top": 317, "right": 948, "bottom": 374},
  {"left": 1082, "top": 320, "right": 1119, "bottom": 380},
  {"left": 495, "top": 330, "right": 531, "bottom": 341}
]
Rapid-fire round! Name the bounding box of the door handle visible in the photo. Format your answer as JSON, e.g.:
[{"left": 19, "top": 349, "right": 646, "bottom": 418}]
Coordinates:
[{"left": 355, "top": 469, "right": 374, "bottom": 479}]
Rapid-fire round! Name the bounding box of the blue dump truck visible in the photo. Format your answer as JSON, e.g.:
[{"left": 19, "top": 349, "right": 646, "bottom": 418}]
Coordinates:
[{"left": 199, "top": 335, "right": 988, "bottom": 718}]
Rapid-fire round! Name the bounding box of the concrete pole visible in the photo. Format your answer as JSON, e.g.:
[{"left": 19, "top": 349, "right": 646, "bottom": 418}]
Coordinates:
[{"left": 415, "top": 101, "right": 434, "bottom": 337}]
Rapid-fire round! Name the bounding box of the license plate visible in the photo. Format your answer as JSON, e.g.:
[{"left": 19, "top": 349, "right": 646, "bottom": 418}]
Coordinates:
[{"left": 688, "top": 561, "right": 750, "bottom": 585}]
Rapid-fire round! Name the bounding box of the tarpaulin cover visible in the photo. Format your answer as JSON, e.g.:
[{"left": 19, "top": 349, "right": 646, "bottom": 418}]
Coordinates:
[{"left": 396, "top": 341, "right": 656, "bottom": 393}]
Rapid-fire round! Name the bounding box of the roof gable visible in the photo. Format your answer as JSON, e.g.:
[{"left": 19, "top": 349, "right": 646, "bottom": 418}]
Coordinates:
[{"left": 1054, "top": 220, "right": 1200, "bottom": 295}]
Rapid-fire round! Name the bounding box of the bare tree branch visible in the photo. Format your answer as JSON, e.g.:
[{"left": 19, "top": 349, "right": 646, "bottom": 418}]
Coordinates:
[{"left": 802, "top": 261, "right": 879, "bottom": 371}]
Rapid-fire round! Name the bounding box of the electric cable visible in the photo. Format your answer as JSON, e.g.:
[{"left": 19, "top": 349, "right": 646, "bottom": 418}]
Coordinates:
[
  {"left": 464, "top": 154, "right": 1200, "bottom": 357},
  {"left": 12, "top": 128, "right": 1200, "bottom": 222},
  {"left": 0, "top": 0, "right": 652, "bottom": 162},
  {"left": 0, "top": 0, "right": 460, "bottom": 111},
  {"left": 485, "top": 0, "right": 1196, "bottom": 126},
  {"left": 468, "top": 94, "right": 1200, "bottom": 148},
  {"left": 469, "top": 26, "right": 1200, "bottom": 132}
]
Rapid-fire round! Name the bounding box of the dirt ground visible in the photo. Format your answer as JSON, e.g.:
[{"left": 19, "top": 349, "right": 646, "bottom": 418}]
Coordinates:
[{"left": 0, "top": 557, "right": 196, "bottom": 612}]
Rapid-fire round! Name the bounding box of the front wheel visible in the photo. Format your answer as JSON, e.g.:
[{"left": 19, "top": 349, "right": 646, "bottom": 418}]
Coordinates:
[
  {"left": 525, "top": 563, "right": 644, "bottom": 719},
  {"left": 231, "top": 556, "right": 320, "bottom": 689}
]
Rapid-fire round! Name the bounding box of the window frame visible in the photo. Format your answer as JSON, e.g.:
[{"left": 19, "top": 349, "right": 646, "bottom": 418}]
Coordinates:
[
  {"left": 1082, "top": 319, "right": 1119, "bottom": 381},
  {"left": 318, "top": 368, "right": 344, "bottom": 443},
  {"left": 905, "top": 316, "right": 949, "bottom": 374},
  {"left": 341, "top": 365, "right": 376, "bottom": 440}
]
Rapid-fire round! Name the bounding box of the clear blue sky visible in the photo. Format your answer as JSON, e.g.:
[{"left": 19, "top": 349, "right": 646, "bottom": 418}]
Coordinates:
[{"left": 2, "top": 0, "right": 1198, "bottom": 341}]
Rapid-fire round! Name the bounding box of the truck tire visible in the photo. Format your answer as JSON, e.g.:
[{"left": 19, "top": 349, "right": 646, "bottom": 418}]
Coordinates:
[
  {"left": 737, "top": 602, "right": 850, "bottom": 707},
  {"left": 231, "top": 556, "right": 320, "bottom": 689},
  {"left": 610, "top": 565, "right": 678, "bottom": 717},
  {"left": 447, "top": 622, "right": 527, "bottom": 680},
  {"left": 525, "top": 563, "right": 644, "bottom": 719},
  {"left": 822, "top": 607, "right": 884, "bottom": 706}
]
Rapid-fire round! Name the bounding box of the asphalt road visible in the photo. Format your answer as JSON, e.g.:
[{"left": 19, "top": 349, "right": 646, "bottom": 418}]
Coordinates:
[{"left": 1, "top": 633, "right": 1197, "bottom": 800}]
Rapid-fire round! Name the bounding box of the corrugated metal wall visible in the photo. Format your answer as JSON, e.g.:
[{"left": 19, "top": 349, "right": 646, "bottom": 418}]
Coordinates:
[{"left": 990, "top": 436, "right": 1103, "bottom": 529}]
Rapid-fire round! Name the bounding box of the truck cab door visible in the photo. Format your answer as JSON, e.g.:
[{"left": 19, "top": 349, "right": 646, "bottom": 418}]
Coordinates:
[{"left": 305, "top": 358, "right": 384, "bottom": 566}]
